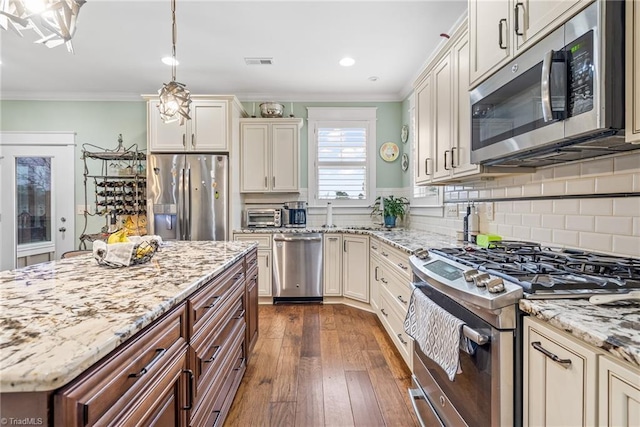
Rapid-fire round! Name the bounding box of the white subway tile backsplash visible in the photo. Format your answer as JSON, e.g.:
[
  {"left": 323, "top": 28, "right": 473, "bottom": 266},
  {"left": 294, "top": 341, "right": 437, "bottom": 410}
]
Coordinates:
[
  {"left": 495, "top": 202, "right": 512, "bottom": 213},
  {"left": 523, "top": 183, "right": 542, "bottom": 196},
  {"left": 521, "top": 213, "right": 541, "bottom": 227},
  {"left": 580, "top": 157, "right": 614, "bottom": 177},
  {"left": 512, "top": 226, "right": 531, "bottom": 240},
  {"left": 468, "top": 190, "right": 479, "bottom": 199},
  {"left": 565, "top": 178, "right": 595, "bottom": 194},
  {"left": 479, "top": 189, "right": 492, "bottom": 198},
  {"left": 513, "top": 174, "right": 533, "bottom": 186},
  {"left": 579, "top": 232, "right": 613, "bottom": 253},
  {"left": 494, "top": 212, "right": 506, "bottom": 224},
  {"left": 633, "top": 217, "right": 640, "bottom": 237},
  {"left": 595, "top": 216, "right": 633, "bottom": 235},
  {"left": 595, "top": 175, "right": 634, "bottom": 193},
  {"left": 530, "top": 227, "right": 553, "bottom": 244},
  {"left": 552, "top": 230, "right": 579, "bottom": 247},
  {"left": 613, "top": 153, "right": 640, "bottom": 174},
  {"left": 553, "top": 199, "right": 580, "bottom": 214},
  {"left": 497, "top": 224, "right": 514, "bottom": 237},
  {"left": 505, "top": 213, "right": 522, "bottom": 225},
  {"left": 634, "top": 173, "right": 640, "bottom": 192},
  {"left": 496, "top": 177, "right": 514, "bottom": 187},
  {"left": 541, "top": 214, "right": 565, "bottom": 230},
  {"left": 492, "top": 188, "right": 506, "bottom": 198},
  {"left": 533, "top": 167, "right": 555, "bottom": 182},
  {"left": 554, "top": 163, "right": 581, "bottom": 180},
  {"left": 612, "top": 197, "right": 640, "bottom": 216},
  {"left": 565, "top": 215, "right": 594, "bottom": 232},
  {"left": 506, "top": 186, "right": 523, "bottom": 197},
  {"left": 531, "top": 200, "right": 553, "bottom": 213},
  {"left": 612, "top": 235, "right": 640, "bottom": 257},
  {"left": 513, "top": 201, "right": 532, "bottom": 213},
  {"left": 541, "top": 181, "right": 565, "bottom": 196},
  {"left": 580, "top": 199, "right": 613, "bottom": 216}
]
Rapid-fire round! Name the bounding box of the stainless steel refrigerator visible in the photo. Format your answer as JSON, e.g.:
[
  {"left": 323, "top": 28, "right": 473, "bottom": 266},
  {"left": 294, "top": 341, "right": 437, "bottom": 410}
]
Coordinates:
[{"left": 147, "top": 154, "right": 228, "bottom": 241}]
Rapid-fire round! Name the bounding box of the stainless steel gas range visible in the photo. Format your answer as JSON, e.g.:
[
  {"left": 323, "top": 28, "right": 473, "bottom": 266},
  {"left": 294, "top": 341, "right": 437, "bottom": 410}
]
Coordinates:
[{"left": 408, "top": 241, "right": 640, "bottom": 427}]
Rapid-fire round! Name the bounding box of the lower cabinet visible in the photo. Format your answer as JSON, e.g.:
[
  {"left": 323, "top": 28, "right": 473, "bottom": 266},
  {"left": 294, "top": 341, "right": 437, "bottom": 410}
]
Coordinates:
[
  {"left": 599, "top": 355, "right": 640, "bottom": 427},
  {"left": 233, "top": 233, "right": 272, "bottom": 297},
  {"left": 54, "top": 253, "right": 255, "bottom": 427},
  {"left": 342, "top": 234, "right": 370, "bottom": 302},
  {"left": 323, "top": 234, "right": 343, "bottom": 296}
]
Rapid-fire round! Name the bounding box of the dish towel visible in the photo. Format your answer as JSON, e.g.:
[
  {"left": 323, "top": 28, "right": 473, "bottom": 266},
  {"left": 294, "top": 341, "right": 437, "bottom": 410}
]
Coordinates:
[
  {"left": 93, "top": 240, "right": 135, "bottom": 267},
  {"left": 404, "top": 287, "right": 465, "bottom": 381}
]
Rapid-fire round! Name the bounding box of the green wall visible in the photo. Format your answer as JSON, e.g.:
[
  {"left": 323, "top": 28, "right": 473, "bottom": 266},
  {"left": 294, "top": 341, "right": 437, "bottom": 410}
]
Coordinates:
[{"left": 242, "top": 101, "right": 404, "bottom": 189}]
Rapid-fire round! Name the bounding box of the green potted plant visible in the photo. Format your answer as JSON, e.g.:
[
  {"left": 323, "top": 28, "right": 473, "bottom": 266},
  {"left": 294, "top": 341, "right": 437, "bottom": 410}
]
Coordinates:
[{"left": 369, "top": 195, "right": 409, "bottom": 228}]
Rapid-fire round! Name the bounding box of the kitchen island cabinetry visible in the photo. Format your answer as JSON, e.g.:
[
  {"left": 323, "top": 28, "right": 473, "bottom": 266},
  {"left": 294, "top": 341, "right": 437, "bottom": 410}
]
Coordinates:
[
  {"left": 469, "top": 0, "right": 592, "bottom": 87},
  {"left": 146, "top": 95, "right": 244, "bottom": 153},
  {"left": 233, "top": 233, "right": 272, "bottom": 297},
  {"left": 342, "top": 234, "right": 370, "bottom": 303},
  {"left": 239, "top": 118, "right": 303, "bottom": 193},
  {"left": 523, "top": 316, "right": 598, "bottom": 427},
  {"left": 628, "top": 0, "right": 640, "bottom": 143}
]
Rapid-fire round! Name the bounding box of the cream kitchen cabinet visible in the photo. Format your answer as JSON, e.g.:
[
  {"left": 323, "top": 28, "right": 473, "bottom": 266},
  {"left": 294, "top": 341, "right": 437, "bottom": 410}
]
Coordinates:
[
  {"left": 599, "top": 355, "right": 640, "bottom": 427},
  {"left": 415, "top": 69, "right": 434, "bottom": 185},
  {"left": 323, "top": 234, "right": 343, "bottom": 296},
  {"left": 627, "top": 0, "right": 640, "bottom": 143},
  {"left": 240, "top": 118, "right": 303, "bottom": 193},
  {"left": 469, "top": 0, "right": 592, "bottom": 87},
  {"left": 233, "top": 233, "right": 272, "bottom": 297},
  {"left": 523, "top": 316, "right": 598, "bottom": 427},
  {"left": 342, "top": 234, "right": 369, "bottom": 303},
  {"left": 146, "top": 96, "right": 243, "bottom": 152}
]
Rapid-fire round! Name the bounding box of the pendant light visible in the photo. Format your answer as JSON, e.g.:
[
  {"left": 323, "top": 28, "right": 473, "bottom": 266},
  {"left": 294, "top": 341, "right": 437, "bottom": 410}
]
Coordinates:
[
  {"left": 157, "top": 0, "right": 191, "bottom": 125},
  {"left": 0, "top": 0, "right": 86, "bottom": 53}
]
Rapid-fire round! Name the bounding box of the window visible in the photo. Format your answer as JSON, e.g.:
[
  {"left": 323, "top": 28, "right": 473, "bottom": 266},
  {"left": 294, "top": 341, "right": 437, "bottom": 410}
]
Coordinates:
[{"left": 308, "top": 108, "right": 377, "bottom": 207}]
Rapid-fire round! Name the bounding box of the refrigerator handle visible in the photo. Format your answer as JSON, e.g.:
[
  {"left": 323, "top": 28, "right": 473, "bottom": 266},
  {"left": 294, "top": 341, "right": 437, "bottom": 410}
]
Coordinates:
[
  {"left": 185, "top": 168, "right": 191, "bottom": 240},
  {"left": 180, "top": 168, "right": 186, "bottom": 240}
]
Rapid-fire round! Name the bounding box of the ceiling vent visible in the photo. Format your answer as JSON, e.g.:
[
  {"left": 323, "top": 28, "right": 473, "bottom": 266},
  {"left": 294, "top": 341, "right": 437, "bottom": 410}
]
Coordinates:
[{"left": 244, "top": 57, "right": 274, "bottom": 65}]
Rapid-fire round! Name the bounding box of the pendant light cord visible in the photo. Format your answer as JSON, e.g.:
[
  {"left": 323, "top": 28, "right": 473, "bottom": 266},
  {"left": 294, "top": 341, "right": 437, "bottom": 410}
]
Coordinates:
[{"left": 171, "top": 0, "right": 177, "bottom": 82}]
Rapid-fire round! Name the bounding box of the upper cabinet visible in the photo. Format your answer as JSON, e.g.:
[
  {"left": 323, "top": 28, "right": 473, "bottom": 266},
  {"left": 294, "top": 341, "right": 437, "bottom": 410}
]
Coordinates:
[
  {"left": 628, "top": 0, "right": 640, "bottom": 143},
  {"left": 145, "top": 95, "right": 244, "bottom": 152},
  {"left": 240, "top": 118, "right": 303, "bottom": 193},
  {"left": 469, "top": 0, "right": 593, "bottom": 88}
]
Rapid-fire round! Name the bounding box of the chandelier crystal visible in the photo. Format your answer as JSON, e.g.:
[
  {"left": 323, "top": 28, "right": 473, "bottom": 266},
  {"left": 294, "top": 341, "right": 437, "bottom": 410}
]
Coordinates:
[
  {"left": 0, "top": 0, "right": 86, "bottom": 53},
  {"left": 157, "top": 0, "right": 191, "bottom": 125}
]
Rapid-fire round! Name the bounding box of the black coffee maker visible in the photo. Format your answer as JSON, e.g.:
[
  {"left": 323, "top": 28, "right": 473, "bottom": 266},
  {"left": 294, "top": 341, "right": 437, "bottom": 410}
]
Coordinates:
[{"left": 283, "top": 201, "right": 307, "bottom": 228}]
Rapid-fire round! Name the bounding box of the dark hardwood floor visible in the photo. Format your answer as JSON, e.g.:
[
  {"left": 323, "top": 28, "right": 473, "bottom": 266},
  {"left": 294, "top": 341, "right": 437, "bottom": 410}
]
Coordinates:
[{"left": 225, "top": 304, "right": 419, "bottom": 427}]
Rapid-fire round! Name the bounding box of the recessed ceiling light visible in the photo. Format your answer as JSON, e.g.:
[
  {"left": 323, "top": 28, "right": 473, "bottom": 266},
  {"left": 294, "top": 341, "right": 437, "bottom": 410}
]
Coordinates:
[
  {"left": 368, "top": 76, "right": 379, "bottom": 82},
  {"left": 161, "top": 56, "right": 179, "bottom": 66},
  {"left": 339, "top": 57, "right": 355, "bottom": 67}
]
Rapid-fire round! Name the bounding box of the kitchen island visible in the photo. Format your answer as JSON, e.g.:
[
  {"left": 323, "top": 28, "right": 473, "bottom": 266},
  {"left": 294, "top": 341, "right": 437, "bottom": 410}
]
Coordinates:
[{"left": 0, "top": 240, "right": 258, "bottom": 426}]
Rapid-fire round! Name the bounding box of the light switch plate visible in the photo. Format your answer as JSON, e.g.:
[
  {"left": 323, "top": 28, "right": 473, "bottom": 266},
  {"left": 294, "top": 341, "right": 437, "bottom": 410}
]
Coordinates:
[
  {"left": 485, "top": 202, "right": 494, "bottom": 221},
  {"left": 446, "top": 204, "right": 458, "bottom": 218}
]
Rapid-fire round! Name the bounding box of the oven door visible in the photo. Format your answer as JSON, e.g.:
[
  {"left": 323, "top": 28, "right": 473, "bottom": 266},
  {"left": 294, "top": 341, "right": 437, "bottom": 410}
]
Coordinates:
[{"left": 412, "top": 284, "right": 514, "bottom": 427}]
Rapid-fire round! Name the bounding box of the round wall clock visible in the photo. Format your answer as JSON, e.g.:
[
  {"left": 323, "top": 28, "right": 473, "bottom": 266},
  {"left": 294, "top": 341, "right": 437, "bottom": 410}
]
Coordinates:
[
  {"left": 401, "top": 125, "right": 409, "bottom": 143},
  {"left": 380, "top": 142, "right": 399, "bottom": 162}
]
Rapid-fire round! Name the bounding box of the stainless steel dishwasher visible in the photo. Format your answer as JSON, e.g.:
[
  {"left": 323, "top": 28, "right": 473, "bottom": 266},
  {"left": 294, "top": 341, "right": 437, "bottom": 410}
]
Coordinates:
[{"left": 272, "top": 233, "right": 323, "bottom": 303}]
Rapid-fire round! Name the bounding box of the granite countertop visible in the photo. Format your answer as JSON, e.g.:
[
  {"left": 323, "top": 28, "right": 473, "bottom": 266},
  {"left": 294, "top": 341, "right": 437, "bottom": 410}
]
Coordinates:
[
  {"left": 520, "top": 299, "right": 640, "bottom": 369},
  {"left": 0, "top": 240, "right": 257, "bottom": 393},
  {"left": 233, "top": 227, "right": 458, "bottom": 253}
]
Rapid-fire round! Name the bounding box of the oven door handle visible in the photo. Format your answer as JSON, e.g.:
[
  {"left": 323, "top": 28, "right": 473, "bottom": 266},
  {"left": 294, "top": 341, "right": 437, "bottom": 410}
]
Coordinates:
[
  {"left": 463, "top": 325, "right": 490, "bottom": 345},
  {"left": 408, "top": 386, "right": 445, "bottom": 427}
]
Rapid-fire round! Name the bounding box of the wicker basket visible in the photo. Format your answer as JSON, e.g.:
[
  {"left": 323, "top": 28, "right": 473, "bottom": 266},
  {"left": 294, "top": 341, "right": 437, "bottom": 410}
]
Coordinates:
[{"left": 95, "top": 240, "right": 159, "bottom": 267}]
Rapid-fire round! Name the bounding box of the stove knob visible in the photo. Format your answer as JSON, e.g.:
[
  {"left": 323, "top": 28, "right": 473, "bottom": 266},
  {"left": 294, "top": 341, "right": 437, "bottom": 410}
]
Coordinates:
[
  {"left": 472, "top": 273, "right": 491, "bottom": 287},
  {"left": 486, "top": 278, "right": 505, "bottom": 293},
  {"left": 463, "top": 269, "right": 479, "bottom": 282}
]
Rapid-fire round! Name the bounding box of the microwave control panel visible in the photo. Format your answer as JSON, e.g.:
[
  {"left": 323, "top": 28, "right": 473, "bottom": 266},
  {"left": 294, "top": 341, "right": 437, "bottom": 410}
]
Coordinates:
[{"left": 567, "top": 30, "right": 594, "bottom": 116}]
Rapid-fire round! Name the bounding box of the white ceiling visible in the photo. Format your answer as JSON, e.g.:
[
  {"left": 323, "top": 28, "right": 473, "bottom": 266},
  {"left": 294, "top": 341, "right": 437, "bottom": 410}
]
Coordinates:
[{"left": 0, "top": 0, "right": 467, "bottom": 102}]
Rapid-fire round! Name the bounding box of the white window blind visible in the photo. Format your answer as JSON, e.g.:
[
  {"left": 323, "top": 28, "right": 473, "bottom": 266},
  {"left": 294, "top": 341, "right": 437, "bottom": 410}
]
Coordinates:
[{"left": 317, "top": 126, "right": 367, "bottom": 200}]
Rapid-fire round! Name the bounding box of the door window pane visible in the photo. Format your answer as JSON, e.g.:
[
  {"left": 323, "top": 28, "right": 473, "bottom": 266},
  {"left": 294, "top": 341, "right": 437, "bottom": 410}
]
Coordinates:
[{"left": 16, "top": 157, "right": 52, "bottom": 244}]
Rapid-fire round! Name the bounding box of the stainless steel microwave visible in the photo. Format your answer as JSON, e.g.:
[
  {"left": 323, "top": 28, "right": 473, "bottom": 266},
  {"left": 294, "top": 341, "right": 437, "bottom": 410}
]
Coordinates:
[
  {"left": 470, "top": 1, "right": 636, "bottom": 168},
  {"left": 245, "top": 208, "right": 282, "bottom": 228}
]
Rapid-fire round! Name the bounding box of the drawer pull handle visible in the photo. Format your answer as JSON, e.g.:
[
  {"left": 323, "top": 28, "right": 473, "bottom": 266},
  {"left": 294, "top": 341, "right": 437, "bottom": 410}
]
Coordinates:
[
  {"left": 182, "top": 369, "right": 195, "bottom": 410},
  {"left": 371, "top": 245, "right": 378, "bottom": 250},
  {"left": 204, "top": 296, "right": 220, "bottom": 309},
  {"left": 397, "top": 333, "right": 408, "bottom": 345},
  {"left": 531, "top": 341, "right": 572, "bottom": 367},
  {"left": 374, "top": 266, "right": 379, "bottom": 281},
  {"left": 129, "top": 348, "right": 167, "bottom": 378},
  {"left": 398, "top": 263, "right": 408, "bottom": 270},
  {"left": 204, "top": 345, "right": 222, "bottom": 363},
  {"left": 397, "top": 295, "right": 408, "bottom": 304},
  {"left": 234, "top": 356, "right": 246, "bottom": 371},
  {"left": 381, "top": 278, "right": 388, "bottom": 284},
  {"left": 253, "top": 274, "right": 258, "bottom": 280},
  {"left": 328, "top": 237, "right": 338, "bottom": 241},
  {"left": 233, "top": 273, "right": 243, "bottom": 281},
  {"left": 381, "top": 308, "right": 388, "bottom": 317},
  {"left": 382, "top": 251, "right": 389, "bottom": 257},
  {"left": 234, "top": 309, "right": 246, "bottom": 320}
]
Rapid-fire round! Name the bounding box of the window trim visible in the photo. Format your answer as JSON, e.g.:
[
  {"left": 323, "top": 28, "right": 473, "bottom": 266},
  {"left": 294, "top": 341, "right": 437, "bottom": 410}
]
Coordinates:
[{"left": 307, "top": 107, "right": 377, "bottom": 208}]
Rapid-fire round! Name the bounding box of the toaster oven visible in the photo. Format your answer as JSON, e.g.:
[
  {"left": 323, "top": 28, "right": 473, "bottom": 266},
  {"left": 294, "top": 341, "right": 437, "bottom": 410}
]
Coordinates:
[{"left": 245, "top": 208, "right": 282, "bottom": 228}]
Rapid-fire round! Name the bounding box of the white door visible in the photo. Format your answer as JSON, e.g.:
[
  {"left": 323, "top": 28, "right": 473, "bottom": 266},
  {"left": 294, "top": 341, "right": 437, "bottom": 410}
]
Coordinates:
[{"left": 0, "top": 132, "right": 75, "bottom": 271}]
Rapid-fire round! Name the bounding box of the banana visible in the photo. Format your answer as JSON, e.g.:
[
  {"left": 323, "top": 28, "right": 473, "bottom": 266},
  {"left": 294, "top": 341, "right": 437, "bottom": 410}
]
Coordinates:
[{"left": 107, "top": 229, "right": 130, "bottom": 244}]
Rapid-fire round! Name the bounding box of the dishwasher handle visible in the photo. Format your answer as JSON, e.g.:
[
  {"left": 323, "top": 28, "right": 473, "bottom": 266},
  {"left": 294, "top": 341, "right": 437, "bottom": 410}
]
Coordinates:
[{"left": 274, "top": 236, "right": 322, "bottom": 242}]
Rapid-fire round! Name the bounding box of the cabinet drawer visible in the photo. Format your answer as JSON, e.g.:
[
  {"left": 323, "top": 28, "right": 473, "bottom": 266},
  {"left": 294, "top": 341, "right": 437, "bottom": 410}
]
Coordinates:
[
  {"left": 55, "top": 304, "right": 188, "bottom": 426},
  {"left": 378, "top": 242, "right": 411, "bottom": 280},
  {"left": 233, "top": 233, "right": 272, "bottom": 250},
  {"left": 189, "top": 261, "right": 244, "bottom": 336},
  {"left": 379, "top": 292, "right": 412, "bottom": 361},
  {"left": 369, "top": 239, "right": 381, "bottom": 255},
  {"left": 379, "top": 267, "right": 411, "bottom": 317},
  {"left": 246, "top": 248, "right": 258, "bottom": 274}
]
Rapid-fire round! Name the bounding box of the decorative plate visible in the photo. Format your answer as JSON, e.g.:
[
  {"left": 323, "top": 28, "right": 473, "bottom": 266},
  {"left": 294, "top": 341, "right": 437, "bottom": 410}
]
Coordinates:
[
  {"left": 401, "top": 125, "right": 409, "bottom": 143},
  {"left": 379, "top": 142, "right": 399, "bottom": 162},
  {"left": 401, "top": 153, "right": 409, "bottom": 171}
]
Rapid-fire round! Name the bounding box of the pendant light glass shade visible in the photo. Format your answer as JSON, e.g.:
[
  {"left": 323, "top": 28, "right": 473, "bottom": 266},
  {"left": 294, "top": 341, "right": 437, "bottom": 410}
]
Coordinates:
[
  {"left": 157, "top": 0, "right": 191, "bottom": 125},
  {"left": 0, "top": 0, "right": 86, "bottom": 53}
]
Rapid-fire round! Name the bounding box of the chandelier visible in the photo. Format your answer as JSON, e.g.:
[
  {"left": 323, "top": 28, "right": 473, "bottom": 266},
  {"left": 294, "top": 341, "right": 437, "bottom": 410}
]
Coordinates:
[
  {"left": 157, "top": 0, "right": 191, "bottom": 125},
  {"left": 0, "top": 0, "right": 86, "bottom": 53}
]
